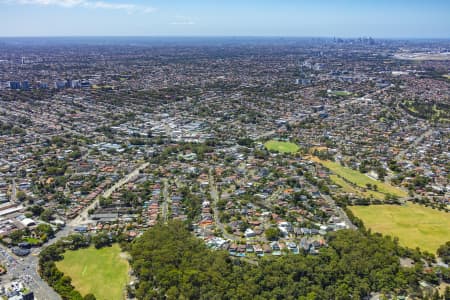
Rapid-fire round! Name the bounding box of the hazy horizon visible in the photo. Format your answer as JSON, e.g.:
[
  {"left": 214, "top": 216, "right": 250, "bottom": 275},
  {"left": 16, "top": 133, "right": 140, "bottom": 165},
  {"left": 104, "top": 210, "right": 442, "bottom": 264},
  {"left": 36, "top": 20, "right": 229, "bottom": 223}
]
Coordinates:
[{"left": 1, "top": 35, "right": 450, "bottom": 39}]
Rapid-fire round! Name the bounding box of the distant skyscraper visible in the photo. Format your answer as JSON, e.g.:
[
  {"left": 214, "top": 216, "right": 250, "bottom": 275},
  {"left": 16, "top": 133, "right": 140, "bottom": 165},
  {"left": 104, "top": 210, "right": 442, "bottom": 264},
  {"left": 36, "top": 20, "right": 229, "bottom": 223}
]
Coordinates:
[
  {"left": 9, "top": 81, "right": 21, "bottom": 90},
  {"left": 21, "top": 80, "right": 30, "bottom": 90},
  {"left": 71, "top": 80, "right": 81, "bottom": 88},
  {"left": 55, "top": 80, "right": 66, "bottom": 89}
]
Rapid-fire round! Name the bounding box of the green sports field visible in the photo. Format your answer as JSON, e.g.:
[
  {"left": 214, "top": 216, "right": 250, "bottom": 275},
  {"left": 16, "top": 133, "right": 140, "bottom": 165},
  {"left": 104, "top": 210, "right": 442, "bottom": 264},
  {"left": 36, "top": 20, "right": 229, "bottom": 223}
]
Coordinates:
[
  {"left": 312, "top": 157, "right": 407, "bottom": 198},
  {"left": 350, "top": 203, "right": 450, "bottom": 254},
  {"left": 331, "top": 91, "right": 352, "bottom": 97},
  {"left": 55, "top": 244, "right": 129, "bottom": 300},
  {"left": 264, "top": 140, "right": 299, "bottom": 153},
  {"left": 330, "top": 175, "right": 386, "bottom": 200}
]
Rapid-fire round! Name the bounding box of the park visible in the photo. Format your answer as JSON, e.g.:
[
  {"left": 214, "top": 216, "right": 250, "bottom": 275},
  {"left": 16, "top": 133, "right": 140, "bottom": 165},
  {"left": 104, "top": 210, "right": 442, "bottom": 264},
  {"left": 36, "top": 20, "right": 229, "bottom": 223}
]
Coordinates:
[
  {"left": 55, "top": 244, "right": 129, "bottom": 300},
  {"left": 264, "top": 140, "right": 299, "bottom": 153},
  {"left": 350, "top": 203, "right": 450, "bottom": 254},
  {"left": 331, "top": 90, "right": 353, "bottom": 97},
  {"left": 311, "top": 157, "right": 408, "bottom": 199},
  {"left": 330, "top": 174, "right": 386, "bottom": 200}
]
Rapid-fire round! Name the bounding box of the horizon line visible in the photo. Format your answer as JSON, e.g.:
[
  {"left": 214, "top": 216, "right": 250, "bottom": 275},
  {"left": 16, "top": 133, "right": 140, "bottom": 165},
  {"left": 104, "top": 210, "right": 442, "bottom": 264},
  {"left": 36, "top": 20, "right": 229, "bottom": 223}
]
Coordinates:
[{"left": 0, "top": 35, "right": 450, "bottom": 40}]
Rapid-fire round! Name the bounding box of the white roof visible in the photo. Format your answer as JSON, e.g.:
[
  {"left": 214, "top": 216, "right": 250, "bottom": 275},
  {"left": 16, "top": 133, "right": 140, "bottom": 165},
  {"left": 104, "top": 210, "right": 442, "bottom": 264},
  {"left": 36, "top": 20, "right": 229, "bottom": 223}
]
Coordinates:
[{"left": 21, "top": 218, "right": 36, "bottom": 227}]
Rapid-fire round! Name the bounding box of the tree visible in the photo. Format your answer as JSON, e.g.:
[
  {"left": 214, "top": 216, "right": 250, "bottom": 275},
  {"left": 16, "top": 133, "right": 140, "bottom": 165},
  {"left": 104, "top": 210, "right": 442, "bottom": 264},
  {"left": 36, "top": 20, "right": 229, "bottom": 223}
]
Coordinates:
[
  {"left": 29, "top": 205, "right": 44, "bottom": 217},
  {"left": 9, "top": 229, "right": 26, "bottom": 244},
  {"left": 36, "top": 224, "right": 55, "bottom": 241},
  {"left": 16, "top": 191, "right": 27, "bottom": 202},
  {"left": 237, "top": 138, "right": 254, "bottom": 147},
  {"left": 264, "top": 227, "right": 281, "bottom": 241},
  {"left": 84, "top": 293, "right": 96, "bottom": 300},
  {"left": 437, "top": 241, "right": 450, "bottom": 264},
  {"left": 99, "top": 196, "right": 112, "bottom": 208},
  {"left": 92, "top": 233, "right": 112, "bottom": 249},
  {"left": 68, "top": 150, "right": 82, "bottom": 160},
  {"left": 388, "top": 160, "right": 401, "bottom": 172},
  {"left": 376, "top": 167, "right": 387, "bottom": 181},
  {"left": 40, "top": 209, "right": 54, "bottom": 222}
]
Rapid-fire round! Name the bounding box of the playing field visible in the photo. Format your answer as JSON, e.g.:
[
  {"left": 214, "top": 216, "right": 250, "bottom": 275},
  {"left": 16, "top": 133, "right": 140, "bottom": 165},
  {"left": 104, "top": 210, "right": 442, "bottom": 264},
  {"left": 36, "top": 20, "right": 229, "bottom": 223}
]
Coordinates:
[
  {"left": 331, "top": 91, "right": 352, "bottom": 97},
  {"left": 311, "top": 157, "right": 407, "bottom": 198},
  {"left": 350, "top": 203, "right": 450, "bottom": 254},
  {"left": 55, "top": 244, "right": 129, "bottom": 300},
  {"left": 264, "top": 140, "right": 299, "bottom": 153},
  {"left": 330, "top": 175, "right": 385, "bottom": 200}
]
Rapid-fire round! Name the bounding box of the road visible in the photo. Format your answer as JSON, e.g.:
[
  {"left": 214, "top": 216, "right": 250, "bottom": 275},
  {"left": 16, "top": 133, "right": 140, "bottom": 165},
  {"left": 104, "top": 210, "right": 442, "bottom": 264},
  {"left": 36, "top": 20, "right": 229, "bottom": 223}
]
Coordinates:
[
  {"left": 395, "top": 128, "right": 433, "bottom": 161},
  {"left": 320, "top": 193, "right": 357, "bottom": 230},
  {"left": 254, "top": 130, "right": 276, "bottom": 140},
  {"left": 11, "top": 179, "right": 16, "bottom": 203},
  {"left": 209, "top": 169, "right": 239, "bottom": 241},
  {"left": 161, "top": 178, "right": 170, "bottom": 223},
  {"left": 0, "top": 244, "right": 62, "bottom": 300},
  {"left": 70, "top": 162, "right": 149, "bottom": 226}
]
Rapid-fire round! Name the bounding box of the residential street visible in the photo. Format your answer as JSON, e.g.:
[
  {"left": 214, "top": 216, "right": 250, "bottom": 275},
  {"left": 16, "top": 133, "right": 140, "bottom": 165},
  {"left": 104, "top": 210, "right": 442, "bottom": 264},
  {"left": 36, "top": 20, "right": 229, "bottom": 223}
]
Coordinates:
[
  {"left": 209, "top": 169, "right": 238, "bottom": 241},
  {"left": 70, "top": 162, "right": 150, "bottom": 226}
]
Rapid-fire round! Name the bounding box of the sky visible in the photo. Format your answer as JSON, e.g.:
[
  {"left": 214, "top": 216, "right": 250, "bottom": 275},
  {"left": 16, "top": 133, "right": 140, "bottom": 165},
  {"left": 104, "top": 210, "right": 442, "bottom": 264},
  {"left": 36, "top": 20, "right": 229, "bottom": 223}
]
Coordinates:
[{"left": 1, "top": 0, "right": 450, "bottom": 38}]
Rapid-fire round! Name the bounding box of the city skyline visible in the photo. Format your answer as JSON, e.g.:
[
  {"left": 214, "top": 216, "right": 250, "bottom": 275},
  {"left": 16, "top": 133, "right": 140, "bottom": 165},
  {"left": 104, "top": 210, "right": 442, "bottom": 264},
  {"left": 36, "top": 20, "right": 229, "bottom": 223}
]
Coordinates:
[{"left": 1, "top": 0, "right": 450, "bottom": 38}]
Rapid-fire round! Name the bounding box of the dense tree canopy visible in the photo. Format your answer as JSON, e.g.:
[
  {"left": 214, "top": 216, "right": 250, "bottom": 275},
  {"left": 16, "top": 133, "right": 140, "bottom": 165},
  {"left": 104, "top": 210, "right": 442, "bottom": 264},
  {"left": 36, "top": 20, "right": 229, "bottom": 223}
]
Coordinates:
[{"left": 130, "top": 221, "right": 423, "bottom": 300}]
